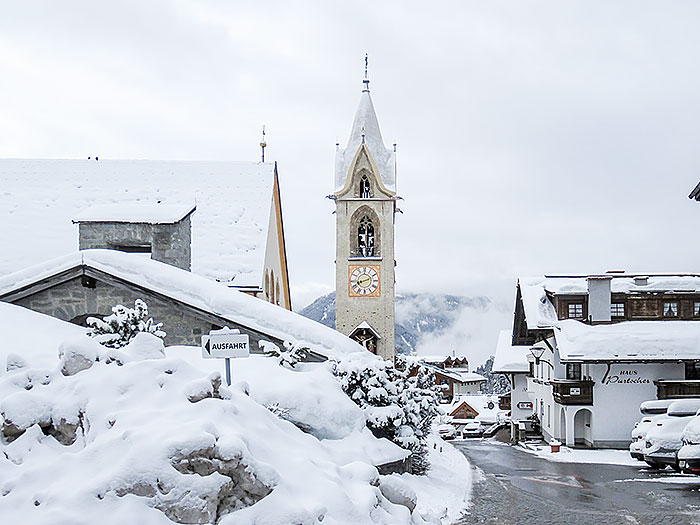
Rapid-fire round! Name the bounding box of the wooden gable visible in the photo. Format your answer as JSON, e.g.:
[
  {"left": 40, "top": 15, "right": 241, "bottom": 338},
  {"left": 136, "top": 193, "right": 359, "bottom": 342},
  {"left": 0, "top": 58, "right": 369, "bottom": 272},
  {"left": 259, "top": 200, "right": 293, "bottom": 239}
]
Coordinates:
[{"left": 450, "top": 401, "right": 479, "bottom": 420}]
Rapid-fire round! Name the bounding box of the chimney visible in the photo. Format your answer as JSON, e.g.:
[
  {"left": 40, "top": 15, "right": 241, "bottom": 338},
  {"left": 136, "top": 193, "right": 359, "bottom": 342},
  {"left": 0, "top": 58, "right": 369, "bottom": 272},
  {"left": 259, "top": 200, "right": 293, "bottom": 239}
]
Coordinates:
[
  {"left": 587, "top": 275, "right": 612, "bottom": 323},
  {"left": 634, "top": 276, "right": 649, "bottom": 286}
]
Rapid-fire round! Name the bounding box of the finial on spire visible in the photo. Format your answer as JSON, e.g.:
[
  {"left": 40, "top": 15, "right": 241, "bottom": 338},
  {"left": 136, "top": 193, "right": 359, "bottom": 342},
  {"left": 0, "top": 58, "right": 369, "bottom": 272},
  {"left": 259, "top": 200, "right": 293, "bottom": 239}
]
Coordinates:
[
  {"left": 362, "top": 53, "right": 370, "bottom": 92},
  {"left": 260, "top": 126, "right": 267, "bottom": 162}
]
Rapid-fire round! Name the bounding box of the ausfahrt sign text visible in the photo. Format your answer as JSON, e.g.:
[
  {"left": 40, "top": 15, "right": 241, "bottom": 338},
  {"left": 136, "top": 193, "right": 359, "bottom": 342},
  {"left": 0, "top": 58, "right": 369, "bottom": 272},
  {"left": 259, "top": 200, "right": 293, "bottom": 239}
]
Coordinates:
[{"left": 201, "top": 333, "right": 250, "bottom": 359}]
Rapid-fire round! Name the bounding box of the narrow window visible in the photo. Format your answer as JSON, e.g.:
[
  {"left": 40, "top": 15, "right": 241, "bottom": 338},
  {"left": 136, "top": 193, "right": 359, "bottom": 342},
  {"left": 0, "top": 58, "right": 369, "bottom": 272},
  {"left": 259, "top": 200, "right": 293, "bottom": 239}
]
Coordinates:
[
  {"left": 663, "top": 302, "right": 678, "bottom": 317},
  {"left": 357, "top": 215, "right": 375, "bottom": 257},
  {"left": 566, "top": 363, "right": 581, "bottom": 380},
  {"left": 611, "top": 303, "right": 625, "bottom": 317},
  {"left": 359, "top": 175, "right": 372, "bottom": 198},
  {"left": 686, "top": 361, "right": 700, "bottom": 379},
  {"left": 694, "top": 302, "right": 700, "bottom": 317},
  {"left": 567, "top": 303, "right": 583, "bottom": 319}
]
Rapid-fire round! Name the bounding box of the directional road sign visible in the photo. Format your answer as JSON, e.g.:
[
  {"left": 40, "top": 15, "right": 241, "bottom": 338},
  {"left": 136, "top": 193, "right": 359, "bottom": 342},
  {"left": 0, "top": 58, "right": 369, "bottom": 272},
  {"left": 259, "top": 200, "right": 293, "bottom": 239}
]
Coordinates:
[{"left": 201, "top": 333, "right": 250, "bottom": 359}]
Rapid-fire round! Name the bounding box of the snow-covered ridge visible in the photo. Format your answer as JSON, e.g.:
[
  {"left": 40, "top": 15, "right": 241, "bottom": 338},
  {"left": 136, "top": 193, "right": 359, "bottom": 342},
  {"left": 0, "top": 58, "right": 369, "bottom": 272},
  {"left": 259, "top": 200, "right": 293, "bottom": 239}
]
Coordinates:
[
  {"left": 0, "top": 250, "right": 364, "bottom": 360},
  {"left": 73, "top": 202, "right": 196, "bottom": 224}
]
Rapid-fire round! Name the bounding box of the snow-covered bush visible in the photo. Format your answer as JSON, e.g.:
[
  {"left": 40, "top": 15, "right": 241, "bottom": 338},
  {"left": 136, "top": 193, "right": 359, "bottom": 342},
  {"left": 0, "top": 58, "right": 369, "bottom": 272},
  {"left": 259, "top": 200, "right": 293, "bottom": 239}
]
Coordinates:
[
  {"left": 87, "top": 299, "right": 165, "bottom": 348},
  {"left": 332, "top": 355, "right": 439, "bottom": 474},
  {"left": 261, "top": 340, "right": 309, "bottom": 369}
]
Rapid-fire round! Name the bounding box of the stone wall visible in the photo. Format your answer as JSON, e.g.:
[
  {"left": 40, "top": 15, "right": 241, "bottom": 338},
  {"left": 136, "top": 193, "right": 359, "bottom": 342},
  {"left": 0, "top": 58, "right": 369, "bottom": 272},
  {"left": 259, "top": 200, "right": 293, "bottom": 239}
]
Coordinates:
[
  {"left": 13, "top": 274, "right": 277, "bottom": 350},
  {"left": 78, "top": 216, "right": 191, "bottom": 271}
]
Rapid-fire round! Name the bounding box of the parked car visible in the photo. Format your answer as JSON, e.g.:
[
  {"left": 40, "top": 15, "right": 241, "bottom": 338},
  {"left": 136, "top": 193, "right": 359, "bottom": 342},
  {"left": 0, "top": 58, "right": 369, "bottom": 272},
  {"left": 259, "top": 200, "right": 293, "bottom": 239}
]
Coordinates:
[
  {"left": 462, "top": 420, "right": 484, "bottom": 438},
  {"left": 437, "top": 423, "right": 456, "bottom": 440},
  {"left": 642, "top": 399, "right": 700, "bottom": 470},
  {"left": 629, "top": 399, "right": 680, "bottom": 460},
  {"left": 678, "top": 414, "right": 700, "bottom": 474}
]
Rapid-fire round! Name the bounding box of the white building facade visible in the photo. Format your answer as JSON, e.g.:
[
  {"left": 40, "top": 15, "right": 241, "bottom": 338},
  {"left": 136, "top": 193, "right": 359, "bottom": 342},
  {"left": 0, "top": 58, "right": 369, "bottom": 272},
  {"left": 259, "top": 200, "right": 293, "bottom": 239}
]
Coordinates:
[{"left": 513, "top": 274, "right": 700, "bottom": 448}]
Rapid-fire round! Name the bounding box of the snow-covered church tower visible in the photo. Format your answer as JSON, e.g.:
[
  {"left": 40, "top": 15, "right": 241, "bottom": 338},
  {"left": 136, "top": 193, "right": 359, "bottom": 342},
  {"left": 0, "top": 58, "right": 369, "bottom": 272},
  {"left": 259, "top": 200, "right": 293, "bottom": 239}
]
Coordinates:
[{"left": 333, "top": 64, "right": 398, "bottom": 362}]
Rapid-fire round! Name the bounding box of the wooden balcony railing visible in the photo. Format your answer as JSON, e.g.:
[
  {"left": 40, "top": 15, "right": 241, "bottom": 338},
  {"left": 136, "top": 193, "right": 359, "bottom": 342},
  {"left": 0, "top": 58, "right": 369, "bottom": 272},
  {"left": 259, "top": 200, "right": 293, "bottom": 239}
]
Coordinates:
[
  {"left": 551, "top": 379, "right": 594, "bottom": 405},
  {"left": 654, "top": 380, "right": 700, "bottom": 400}
]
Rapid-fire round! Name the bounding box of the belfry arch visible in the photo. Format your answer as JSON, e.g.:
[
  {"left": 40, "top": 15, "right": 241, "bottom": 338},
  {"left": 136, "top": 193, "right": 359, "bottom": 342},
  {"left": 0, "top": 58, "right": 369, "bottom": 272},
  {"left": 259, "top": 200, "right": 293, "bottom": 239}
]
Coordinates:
[{"left": 349, "top": 206, "right": 380, "bottom": 258}]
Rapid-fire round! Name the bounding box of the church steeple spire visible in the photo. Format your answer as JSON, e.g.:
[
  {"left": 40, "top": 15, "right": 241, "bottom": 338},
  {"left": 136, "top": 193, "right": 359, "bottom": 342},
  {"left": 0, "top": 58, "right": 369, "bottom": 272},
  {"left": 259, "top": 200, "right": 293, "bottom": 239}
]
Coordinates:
[{"left": 334, "top": 58, "right": 396, "bottom": 194}]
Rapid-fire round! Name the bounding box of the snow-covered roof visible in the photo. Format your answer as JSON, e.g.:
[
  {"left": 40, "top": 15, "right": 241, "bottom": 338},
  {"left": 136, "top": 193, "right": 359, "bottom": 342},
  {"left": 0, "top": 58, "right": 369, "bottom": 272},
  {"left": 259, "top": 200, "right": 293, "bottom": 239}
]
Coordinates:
[
  {"left": 0, "top": 249, "right": 364, "bottom": 360},
  {"left": 519, "top": 277, "right": 559, "bottom": 330},
  {"left": 0, "top": 159, "right": 276, "bottom": 288},
  {"left": 73, "top": 203, "right": 196, "bottom": 224},
  {"left": 519, "top": 274, "right": 700, "bottom": 330},
  {"left": 417, "top": 355, "right": 469, "bottom": 365},
  {"left": 554, "top": 319, "right": 700, "bottom": 362},
  {"left": 421, "top": 363, "right": 485, "bottom": 383},
  {"left": 493, "top": 330, "right": 531, "bottom": 373},
  {"left": 334, "top": 88, "right": 396, "bottom": 193}
]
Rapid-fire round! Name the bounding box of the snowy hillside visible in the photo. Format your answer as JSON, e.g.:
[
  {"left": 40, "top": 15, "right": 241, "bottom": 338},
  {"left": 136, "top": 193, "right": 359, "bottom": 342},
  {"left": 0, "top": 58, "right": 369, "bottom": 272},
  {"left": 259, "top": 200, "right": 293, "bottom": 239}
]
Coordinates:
[
  {"left": 0, "top": 303, "right": 472, "bottom": 524},
  {"left": 299, "top": 292, "right": 512, "bottom": 366}
]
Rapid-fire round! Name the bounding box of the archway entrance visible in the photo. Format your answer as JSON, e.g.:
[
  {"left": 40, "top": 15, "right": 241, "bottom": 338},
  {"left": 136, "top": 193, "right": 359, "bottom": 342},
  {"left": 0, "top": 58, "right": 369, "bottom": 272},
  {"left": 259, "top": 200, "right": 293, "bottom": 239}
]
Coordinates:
[{"left": 573, "top": 408, "right": 593, "bottom": 447}]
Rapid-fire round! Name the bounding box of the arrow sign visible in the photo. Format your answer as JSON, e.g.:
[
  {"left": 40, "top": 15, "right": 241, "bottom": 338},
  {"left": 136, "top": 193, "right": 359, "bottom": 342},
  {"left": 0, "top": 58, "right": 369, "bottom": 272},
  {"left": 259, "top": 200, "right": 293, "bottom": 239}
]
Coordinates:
[{"left": 201, "top": 333, "right": 250, "bottom": 359}]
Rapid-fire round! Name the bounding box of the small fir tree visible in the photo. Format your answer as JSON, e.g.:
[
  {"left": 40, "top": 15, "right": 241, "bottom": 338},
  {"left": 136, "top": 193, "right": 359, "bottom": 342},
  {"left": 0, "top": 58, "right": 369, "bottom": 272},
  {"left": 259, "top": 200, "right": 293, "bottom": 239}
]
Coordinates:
[
  {"left": 87, "top": 299, "right": 165, "bottom": 348},
  {"left": 332, "top": 355, "right": 440, "bottom": 474}
]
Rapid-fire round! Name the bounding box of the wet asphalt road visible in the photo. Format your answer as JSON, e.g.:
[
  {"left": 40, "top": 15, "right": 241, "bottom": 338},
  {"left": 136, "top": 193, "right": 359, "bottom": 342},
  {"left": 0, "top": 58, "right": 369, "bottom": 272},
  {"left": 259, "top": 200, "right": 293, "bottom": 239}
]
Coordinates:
[{"left": 452, "top": 440, "right": 700, "bottom": 525}]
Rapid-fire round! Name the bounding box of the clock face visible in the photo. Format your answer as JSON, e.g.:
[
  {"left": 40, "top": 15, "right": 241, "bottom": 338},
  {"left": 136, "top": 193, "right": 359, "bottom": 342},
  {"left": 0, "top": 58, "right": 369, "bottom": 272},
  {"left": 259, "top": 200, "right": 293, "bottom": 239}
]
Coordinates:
[{"left": 349, "top": 265, "right": 381, "bottom": 297}]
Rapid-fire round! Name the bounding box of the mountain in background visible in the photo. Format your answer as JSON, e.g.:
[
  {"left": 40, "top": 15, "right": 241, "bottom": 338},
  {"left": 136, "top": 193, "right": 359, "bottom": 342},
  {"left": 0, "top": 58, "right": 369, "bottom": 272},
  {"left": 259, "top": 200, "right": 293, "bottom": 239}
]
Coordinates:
[{"left": 299, "top": 291, "right": 511, "bottom": 369}]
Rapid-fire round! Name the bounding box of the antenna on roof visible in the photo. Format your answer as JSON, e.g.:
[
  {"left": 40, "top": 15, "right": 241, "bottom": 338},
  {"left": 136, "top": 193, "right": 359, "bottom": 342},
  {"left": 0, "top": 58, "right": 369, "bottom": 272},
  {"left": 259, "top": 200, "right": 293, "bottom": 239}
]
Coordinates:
[
  {"left": 362, "top": 53, "right": 370, "bottom": 93},
  {"left": 260, "top": 126, "right": 267, "bottom": 162}
]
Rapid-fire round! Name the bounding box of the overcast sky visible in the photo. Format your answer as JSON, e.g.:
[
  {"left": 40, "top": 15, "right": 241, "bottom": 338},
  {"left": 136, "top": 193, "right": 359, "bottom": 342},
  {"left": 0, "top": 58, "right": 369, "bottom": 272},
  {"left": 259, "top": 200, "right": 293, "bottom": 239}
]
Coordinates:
[{"left": 3, "top": 1, "right": 700, "bottom": 312}]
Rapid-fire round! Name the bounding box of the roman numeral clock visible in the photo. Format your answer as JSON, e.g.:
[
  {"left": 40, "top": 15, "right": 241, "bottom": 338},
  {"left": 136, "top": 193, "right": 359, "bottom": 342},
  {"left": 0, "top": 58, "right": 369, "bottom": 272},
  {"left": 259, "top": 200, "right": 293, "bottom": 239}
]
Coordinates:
[
  {"left": 332, "top": 68, "right": 398, "bottom": 362},
  {"left": 349, "top": 265, "right": 381, "bottom": 297}
]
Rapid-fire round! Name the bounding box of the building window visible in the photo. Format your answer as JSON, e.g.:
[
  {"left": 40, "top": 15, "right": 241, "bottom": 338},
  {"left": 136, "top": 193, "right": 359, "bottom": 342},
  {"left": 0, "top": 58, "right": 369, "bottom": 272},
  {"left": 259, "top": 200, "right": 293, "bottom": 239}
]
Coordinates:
[
  {"left": 566, "top": 363, "right": 581, "bottom": 380},
  {"left": 567, "top": 303, "right": 583, "bottom": 319},
  {"left": 357, "top": 215, "right": 375, "bottom": 257},
  {"left": 694, "top": 302, "right": 700, "bottom": 317},
  {"left": 610, "top": 303, "right": 625, "bottom": 317},
  {"left": 686, "top": 362, "right": 700, "bottom": 380},
  {"left": 528, "top": 361, "right": 534, "bottom": 377},
  {"left": 359, "top": 175, "right": 372, "bottom": 198},
  {"left": 663, "top": 302, "right": 678, "bottom": 317}
]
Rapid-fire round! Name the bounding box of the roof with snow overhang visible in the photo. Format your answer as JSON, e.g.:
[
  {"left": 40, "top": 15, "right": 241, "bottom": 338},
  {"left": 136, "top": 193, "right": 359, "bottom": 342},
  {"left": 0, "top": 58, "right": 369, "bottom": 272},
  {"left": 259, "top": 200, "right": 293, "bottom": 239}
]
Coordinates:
[
  {"left": 554, "top": 319, "right": 700, "bottom": 362},
  {"left": 0, "top": 159, "right": 275, "bottom": 288},
  {"left": 493, "top": 330, "right": 531, "bottom": 373},
  {"left": 0, "top": 249, "right": 364, "bottom": 360},
  {"left": 73, "top": 203, "right": 197, "bottom": 224}
]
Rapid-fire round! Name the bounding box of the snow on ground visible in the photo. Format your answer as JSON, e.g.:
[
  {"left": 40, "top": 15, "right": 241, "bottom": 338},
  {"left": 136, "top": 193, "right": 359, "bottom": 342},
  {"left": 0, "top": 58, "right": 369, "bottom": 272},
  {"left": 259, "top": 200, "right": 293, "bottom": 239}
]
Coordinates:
[
  {"left": 519, "top": 443, "right": 641, "bottom": 467},
  {"left": 614, "top": 476, "right": 700, "bottom": 484},
  {"left": 0, "top": 304, "right": 472, "bottom": 524},
  {"left": 398, "top": 433, "right": 473, "bottom": 524}
]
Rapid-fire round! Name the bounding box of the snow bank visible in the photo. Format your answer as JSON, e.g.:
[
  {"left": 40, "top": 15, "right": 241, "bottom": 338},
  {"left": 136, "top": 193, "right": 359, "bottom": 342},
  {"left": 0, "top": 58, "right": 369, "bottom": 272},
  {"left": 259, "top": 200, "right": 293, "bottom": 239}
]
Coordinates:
[
  {"left": 520, "top": 443, "right": 640, "bottom": 466},
  {"left": 0, "top": 306, "right": 470, "bottom": 523},
  {"left": 0, "top": 302, "right": 87, "bottom": 374}
]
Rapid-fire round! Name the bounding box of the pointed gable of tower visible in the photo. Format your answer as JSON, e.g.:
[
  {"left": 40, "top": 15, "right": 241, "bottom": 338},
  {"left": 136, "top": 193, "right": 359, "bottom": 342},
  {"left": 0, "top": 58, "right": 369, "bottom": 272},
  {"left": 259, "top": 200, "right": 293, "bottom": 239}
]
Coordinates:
[{"left": 334, "top": 80, "right": 396, "bottom": 195}]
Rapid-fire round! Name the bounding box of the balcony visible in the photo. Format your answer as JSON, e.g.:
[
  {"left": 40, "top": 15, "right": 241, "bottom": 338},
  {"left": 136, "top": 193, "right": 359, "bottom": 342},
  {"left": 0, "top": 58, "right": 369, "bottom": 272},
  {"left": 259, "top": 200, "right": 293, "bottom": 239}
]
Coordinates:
[
  {"left": 654, "top": 380, "right": 700, "bottom": 400},
  {"left": 551, "top": 379, "right": 594, "bottom": 405}
]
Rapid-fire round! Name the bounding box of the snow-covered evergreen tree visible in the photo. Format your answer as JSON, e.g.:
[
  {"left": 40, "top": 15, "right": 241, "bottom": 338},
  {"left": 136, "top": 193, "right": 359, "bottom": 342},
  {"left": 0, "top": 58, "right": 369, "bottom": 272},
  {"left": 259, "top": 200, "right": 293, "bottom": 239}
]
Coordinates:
[
  {"left": 87, "top": 299, "right": 165, "bottom": 348},
  {"left": 332, "top": 355, "right": 439, "bottom": 474},
  {"left": 475, "top": 355, "right": 510, "bottom": 394}
]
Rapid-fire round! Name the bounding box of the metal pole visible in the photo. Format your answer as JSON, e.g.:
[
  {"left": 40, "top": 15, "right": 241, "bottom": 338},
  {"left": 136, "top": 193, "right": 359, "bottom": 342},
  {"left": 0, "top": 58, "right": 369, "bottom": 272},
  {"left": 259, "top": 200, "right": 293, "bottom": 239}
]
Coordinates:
[{"left": 225, "top": 358, "right": 231, "bottom": 386}]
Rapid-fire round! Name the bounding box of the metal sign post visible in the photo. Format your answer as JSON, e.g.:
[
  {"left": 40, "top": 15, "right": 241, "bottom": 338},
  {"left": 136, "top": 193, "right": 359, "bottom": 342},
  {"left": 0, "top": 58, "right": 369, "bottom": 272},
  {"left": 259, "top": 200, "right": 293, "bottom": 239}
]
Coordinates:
[{"left": 201, "top": 328, "right": 250, "bottom": 386}]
